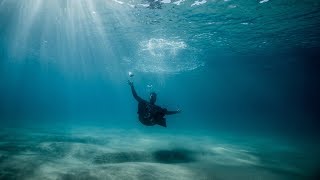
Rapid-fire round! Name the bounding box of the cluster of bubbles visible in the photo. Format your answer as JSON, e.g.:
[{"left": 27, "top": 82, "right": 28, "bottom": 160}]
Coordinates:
[
  {"left": 140, "top": 38, "right": 187, "bottom": 57},
  {"left": 128, "top": 38, "right": 203, "bottom": 74}
]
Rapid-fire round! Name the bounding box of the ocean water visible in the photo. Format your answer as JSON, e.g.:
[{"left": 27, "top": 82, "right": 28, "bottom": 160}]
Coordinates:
[{"left": 0, "top": 0, "right": 320, "bottom": 179}]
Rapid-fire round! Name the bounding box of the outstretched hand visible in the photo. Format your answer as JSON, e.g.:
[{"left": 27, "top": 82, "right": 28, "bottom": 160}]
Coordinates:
[{"left": 177, "top": 108, "right": 182, "bottom": 113}]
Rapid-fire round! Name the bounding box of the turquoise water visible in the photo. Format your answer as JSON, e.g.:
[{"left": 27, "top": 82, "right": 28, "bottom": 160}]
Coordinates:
[{"left": 0, "top": 0, "right": 320, "bottom": 179}]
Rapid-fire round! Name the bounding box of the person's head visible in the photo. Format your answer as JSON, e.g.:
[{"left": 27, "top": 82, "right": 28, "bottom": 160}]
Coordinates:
[{"left": 149, "top": 92, "right": 157, "bottom": 104}]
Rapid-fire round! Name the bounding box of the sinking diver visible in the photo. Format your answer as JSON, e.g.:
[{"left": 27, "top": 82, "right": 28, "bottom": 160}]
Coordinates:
[{"left": 128, "top": 77, "right": 180, "bottom": 127}]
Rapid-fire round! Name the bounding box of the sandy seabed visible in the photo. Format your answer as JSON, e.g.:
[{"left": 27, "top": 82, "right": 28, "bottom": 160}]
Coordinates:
[{"left": 0, "top": 127, "right": 319, "bottom": 180}]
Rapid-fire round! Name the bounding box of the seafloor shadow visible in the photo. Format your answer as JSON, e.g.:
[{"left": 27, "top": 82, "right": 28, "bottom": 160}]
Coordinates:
[
  {"left": 153, "top": 149, "right": 196, "bottom": 163},
  {"left": 93, "top": 149, "right": 196, "bottom": 164}
]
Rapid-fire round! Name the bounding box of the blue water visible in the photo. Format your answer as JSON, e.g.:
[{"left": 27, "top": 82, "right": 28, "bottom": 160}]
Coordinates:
[{"left": 0, "top": 0, "right": 320, "bottom": 179}]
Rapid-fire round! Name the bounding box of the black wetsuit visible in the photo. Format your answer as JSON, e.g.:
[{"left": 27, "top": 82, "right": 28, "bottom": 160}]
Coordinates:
[{"left": 130, "top": 84, "right": 179, "bottom": 127}]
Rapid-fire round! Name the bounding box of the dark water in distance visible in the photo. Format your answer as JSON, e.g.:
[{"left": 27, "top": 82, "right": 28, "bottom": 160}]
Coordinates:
[{"left": 1, "top": 0, "right": 319, "bottom": 136}]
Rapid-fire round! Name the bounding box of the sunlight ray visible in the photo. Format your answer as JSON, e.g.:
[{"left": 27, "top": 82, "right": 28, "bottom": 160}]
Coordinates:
[{"left": 9, "top": 0, "right": 43, "bottom": 60}]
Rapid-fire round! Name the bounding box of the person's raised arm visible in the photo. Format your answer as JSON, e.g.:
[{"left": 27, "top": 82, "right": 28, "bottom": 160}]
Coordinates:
[{"left": 128, "top": 80, "right": 143, "bottom": 102}]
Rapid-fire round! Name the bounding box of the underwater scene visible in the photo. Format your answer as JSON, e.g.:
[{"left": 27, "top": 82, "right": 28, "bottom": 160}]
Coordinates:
[{"left": 0, "top": 0, "right": 320, "bottom": 179}]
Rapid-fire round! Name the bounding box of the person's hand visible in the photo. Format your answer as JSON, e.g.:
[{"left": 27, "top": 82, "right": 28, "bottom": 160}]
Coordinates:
[
  {"left": 177, "top": 109, "right": 182, "bottom": 113},
  {"left": 127, "top": 80, "right": 133, "bottom": 86}
]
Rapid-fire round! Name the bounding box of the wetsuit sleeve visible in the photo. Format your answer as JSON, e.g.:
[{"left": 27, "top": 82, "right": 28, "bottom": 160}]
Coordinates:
[
  {"left": 164, "top": 109, "right": 180, "bottom": 115},
  {"left": 130, "top": 84, "right": 143, "bottom": 102}
]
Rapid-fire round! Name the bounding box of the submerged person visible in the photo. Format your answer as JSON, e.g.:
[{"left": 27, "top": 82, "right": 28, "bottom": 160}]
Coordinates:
[{"left": 128, "top": 80, "right": 181, "bottom": 127}]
